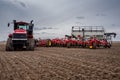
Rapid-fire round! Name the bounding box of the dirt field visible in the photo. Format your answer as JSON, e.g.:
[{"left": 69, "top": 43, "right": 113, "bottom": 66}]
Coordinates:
[{"left": 0, "top": 42, "right": 120, "bottom": 80}]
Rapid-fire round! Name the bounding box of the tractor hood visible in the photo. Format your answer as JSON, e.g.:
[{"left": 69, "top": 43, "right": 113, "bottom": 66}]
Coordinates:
[
  {"left": 14, "top": 29, "right": 27, "bottom": 34},
  {"left": 12, "top": 29, "right": 27, "bottom": 40}
]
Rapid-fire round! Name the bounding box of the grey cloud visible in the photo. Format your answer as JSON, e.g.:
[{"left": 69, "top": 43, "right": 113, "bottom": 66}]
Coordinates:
[
  {"left": 34, "top": 27, "right": 58, "bottom": 31},
  {"left": 76, "top": 16, "right": 85, "bottom": 19},
  {"left": 19, "top": 1, "right": 26, "bottom": 8},
  {"left": 41, "top": 32, "right": 56, "bottom": 35},
  {"left": 96, "top": 13, "right": 107, "bottom": 16},
  {"left": 111, "top": 24, "right": 116, "bottom": 27},
  {"left": 111, "top": 24, "right": 120, "bottom": 27},
  {"left": 13, "top": 0, "right": 26, "bottom": 8}
]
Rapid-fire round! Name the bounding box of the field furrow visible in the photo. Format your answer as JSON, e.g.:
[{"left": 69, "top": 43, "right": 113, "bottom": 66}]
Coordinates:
[{"left": 0, "top": 42, "right": 120, "bottom": 80}]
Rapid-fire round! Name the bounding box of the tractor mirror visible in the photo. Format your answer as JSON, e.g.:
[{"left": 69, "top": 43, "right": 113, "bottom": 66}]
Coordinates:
[
  {"left": 8, "top": 23, "right": 10, "bottom": 27},
  {"left": 13, "top": 20, "right": 16, "bottom": 23},
  {"left": 30, "top": 20, "right": 33, "bottom": 24},
  {"left": 29, "top": 24, "right": 34, "bottom": 27}
]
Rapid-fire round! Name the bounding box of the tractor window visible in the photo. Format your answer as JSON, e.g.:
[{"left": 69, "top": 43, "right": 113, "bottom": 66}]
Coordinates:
[
  {"left": 19, "top": 25, "right": 26, "bottom": 30},
  {"left": 18, "top": 25, "right": 28, "bottom": 30}
]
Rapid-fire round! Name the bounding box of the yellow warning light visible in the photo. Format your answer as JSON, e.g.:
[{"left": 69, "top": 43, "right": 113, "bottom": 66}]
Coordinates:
[{"left": 90, "top": 46, "right": 93, "bottom": 49}]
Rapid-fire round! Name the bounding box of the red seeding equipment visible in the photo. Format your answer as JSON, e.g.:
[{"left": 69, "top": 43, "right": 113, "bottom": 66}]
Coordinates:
[
  {"left": 37, "top": 39, "right": 51, "bottom": 47},
  {"left": 36, "top": 26, "right": 116, "bottom": 49}
]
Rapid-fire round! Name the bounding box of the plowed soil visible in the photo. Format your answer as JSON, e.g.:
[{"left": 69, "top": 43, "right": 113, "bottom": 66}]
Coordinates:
[{"left": 0, "top": 42, "right": 120, "bottom": 80}]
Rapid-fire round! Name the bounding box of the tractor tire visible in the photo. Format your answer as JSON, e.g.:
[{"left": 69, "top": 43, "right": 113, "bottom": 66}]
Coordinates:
[
  {"left": 107, "top": 43, "right": 111, "bottom": 48},
  {"left": 26, "top": 39, "right": 35, "bottom": 51},
  {"left": 46, "top": 39, "right": 52, "bottom": 47},
  {"left": 67, "top": 42, "right": 71, "bottom": 48},
  {"left": 104, "top": 45, "right": 107, "bottom": 48},
  {"left": 6, "top": 38, "right": 14, "bottom": 51},
  {"left": 52, "top": 43, "right": 55, "bottom": 47},
  {"left": 93, "top": 42, "right": 96, "bottom": 49},
  {"left": 34, "top": 39, "right": 39, "bottom": 47},
  {"left": 82, "top": 44, "right": 86, "bottom": 48}
]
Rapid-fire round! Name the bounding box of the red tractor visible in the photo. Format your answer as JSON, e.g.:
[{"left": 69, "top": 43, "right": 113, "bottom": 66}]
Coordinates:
[{"left": 6, "top": 20, "right": 35, "bottom": 51}]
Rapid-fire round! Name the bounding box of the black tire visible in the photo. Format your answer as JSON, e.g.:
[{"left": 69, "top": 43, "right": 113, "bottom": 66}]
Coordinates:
[
  {"left": 26, "top": 39, "right": 35, "bottom": 51},
  {"left": 6, "top": 38, "right": 14, "bottom": 51},
  {"left": 104, "top": 45, "right": 107, "bottom": 48},
  {"left": 107, "top": 43, "right": 111, "bottom": 48},
  {"left": 93, "top": 42, "right": 96, "bottom": 49},
  {"left": 67, "top": 42, "right": 71, "bottom": 48},
  {"left": 82, "top": 43, "right": 86, "bottom": 48}
]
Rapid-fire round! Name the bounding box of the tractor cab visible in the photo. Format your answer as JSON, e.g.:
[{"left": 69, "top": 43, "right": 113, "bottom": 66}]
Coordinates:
[{"left": 13, "top": 20, "right": 34, "bottom": 36}]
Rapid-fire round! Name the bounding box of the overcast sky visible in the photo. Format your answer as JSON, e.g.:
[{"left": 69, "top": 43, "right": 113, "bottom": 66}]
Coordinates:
[{"left": 0, "top": 0, "right": 120, "bottom": 41}]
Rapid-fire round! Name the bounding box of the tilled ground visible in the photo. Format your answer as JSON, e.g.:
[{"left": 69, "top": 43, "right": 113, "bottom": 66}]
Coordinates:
[{"left": 0, "top": 42, "right": 120, "bottom": 80}]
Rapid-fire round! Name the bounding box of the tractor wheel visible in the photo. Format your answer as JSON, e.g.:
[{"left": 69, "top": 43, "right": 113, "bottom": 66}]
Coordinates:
[
  {"left": 6, "top": 38, "right": 14, "bottom": 51},
  {"left": 107, "top": 45, "right": 111, "bottom": 48},
  {"left": 104, "top": 45, "right": 107, "bottom": 48},
  {"left": 93, "top": 42, "right": 96, "bottom": 49},
  {"left": 51, "top": 42, "right": 54, "bottom": 47},
  {"left": 74, "top": 43, "right": 78, "bottom": 48},
  {"left": 27, "top": 39, "right": 35, "bottom": 51},
  {"left": 82, "top": 44, "right": 86, "bottom": 48},
  {"left": 48, "top": 40, "right": 52, "bottom": 47},
  {"left": 46, "top": 39, "right": 52, "bottom": 47},
  {"left": 67, "top": 42, "right": 71, "bottom": 48},
  {"left": 34, "top": 39, "right": 39, "bottom": 47},
  {"left": 107, "top": 43, "right": 111, "bottom": 48}
]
